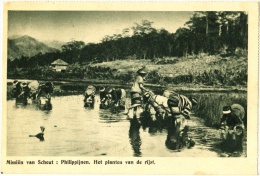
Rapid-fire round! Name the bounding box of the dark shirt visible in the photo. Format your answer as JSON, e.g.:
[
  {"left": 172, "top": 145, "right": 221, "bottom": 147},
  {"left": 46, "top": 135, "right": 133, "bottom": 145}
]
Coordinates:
[
  {"left": 22, "top": 86, "right": 30, "bottom": 97},
  {"left": 100, "top": 91, "right": 106, "bottom": 102},
  {"left": 221, "top": 113, "right": 242, "bottom": 128},
  {"left": 38, "top": 84, "right": 54, "bottom": 97},
  {"left": 13, "top": 82, "right": 22, "bottom": 97},
  {"left": 111, "top": 89, "right": 122, "bottom": 104},
  {"left": 103, "top": 88, "right": 122, "bottom": 105}
]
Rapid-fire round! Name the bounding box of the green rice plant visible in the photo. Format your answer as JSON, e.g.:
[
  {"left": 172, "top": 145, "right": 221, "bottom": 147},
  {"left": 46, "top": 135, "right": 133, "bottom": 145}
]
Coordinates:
[
  {"left": 188, "top": 92, "right": 247, "bottom": 127},
  {"left": 60, "top": 84, "right": 85, "bottom": 92}
]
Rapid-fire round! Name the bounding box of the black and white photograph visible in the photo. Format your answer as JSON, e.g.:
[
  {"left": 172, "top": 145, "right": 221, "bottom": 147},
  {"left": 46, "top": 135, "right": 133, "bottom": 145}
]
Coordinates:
[{"left": 1, "top": 1, "right": 258, "bottom": 175}]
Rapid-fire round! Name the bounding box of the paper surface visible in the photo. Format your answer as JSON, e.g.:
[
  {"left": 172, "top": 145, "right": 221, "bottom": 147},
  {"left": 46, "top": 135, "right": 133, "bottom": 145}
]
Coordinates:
[{"left": 1, "top": 1, "right": 258, "bottom": 175}]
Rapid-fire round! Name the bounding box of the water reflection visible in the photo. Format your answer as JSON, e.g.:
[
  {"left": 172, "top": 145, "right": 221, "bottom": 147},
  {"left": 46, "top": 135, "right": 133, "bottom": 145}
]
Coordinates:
[
  {"left": 129, "top": 118, "right": 142, "bottom": 157},
  {"left": 29, "top": 133, "right": 44, "bottom": 142},
  {"left": 7, "top": 95, "right": 246, "bottom": 157},
  {"left": 29, "top": 126, "right": 45, "bottom": 142}
]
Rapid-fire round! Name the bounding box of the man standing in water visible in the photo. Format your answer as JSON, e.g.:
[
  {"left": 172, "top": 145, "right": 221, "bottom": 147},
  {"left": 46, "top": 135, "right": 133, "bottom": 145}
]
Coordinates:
[{"left": 128, "top": 68, "right": 149, "bottom": 118}]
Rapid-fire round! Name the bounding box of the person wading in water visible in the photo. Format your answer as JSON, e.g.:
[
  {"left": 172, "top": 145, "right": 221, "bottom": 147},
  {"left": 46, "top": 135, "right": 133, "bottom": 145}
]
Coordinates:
[{"left": 126, "top": 68, "right": 149, "bottom": 118}]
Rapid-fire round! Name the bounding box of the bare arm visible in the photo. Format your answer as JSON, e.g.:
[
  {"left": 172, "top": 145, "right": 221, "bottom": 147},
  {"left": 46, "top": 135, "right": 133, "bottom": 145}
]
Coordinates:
[{"left": 139, "top": 83, "right": 148, "bottom": 92}]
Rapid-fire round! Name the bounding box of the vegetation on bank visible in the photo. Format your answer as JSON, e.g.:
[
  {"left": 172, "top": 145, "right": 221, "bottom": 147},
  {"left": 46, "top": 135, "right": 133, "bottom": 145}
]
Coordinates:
[{"left": 8, "top": 53, "right": 247, "bottom": 87}]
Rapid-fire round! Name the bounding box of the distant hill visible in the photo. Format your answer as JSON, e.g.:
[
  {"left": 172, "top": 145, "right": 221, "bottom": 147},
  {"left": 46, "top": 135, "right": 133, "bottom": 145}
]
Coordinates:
[
  {"left": 42, "top": 40, "right": 65, "bottom": 50},
  {"left": 8, "top": 35, "right": 59, "bottom": 61}
]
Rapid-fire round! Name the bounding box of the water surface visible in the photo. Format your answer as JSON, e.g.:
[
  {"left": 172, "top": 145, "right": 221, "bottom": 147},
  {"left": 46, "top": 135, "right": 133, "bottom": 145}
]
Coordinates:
[{"left": 7, "top": 95, "right": 246, "bottom": 157}]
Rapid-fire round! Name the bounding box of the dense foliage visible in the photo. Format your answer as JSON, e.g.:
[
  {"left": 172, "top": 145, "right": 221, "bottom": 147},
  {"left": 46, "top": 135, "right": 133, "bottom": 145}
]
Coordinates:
[{"left": 8, "top": 12, "right": 247, "bottom": 86}]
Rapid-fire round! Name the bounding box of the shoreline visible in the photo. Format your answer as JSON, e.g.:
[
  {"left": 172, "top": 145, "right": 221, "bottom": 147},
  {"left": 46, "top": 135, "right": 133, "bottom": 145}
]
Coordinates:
[{"left": 7, "top": 78, "right": 247, "bottom": 93}]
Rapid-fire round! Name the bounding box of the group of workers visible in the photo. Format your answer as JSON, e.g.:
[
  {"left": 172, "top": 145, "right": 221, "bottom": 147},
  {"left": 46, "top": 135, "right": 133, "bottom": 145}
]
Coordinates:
[
  {"left": 12, "top": 80, "right": 54, "bottom": 104},
  {"left": 85, "top": 67, "right": 245, "bottom": 151},
  {"left": 12, "top": 67, "right": 245, "bottom": 151}
]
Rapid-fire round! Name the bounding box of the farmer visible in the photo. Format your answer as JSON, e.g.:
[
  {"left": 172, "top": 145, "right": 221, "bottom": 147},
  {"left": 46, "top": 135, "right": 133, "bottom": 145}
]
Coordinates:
[
  {"left": 163, "top": 90, "right": 198, "bottom": 120},
  {"left": 84, "top": 85, "right": 96, "bottom": 101},
  {"left": 220, "top": 104, "right": 245, "bottom": 151},
  {"left": 143, "top": 91, "right": 168, "bottom": 121},
  {"left": 128, "top": 68, "right": 149, "bottom": 118},
  {"left": 99, "top": 86, "right": 107, "bottom": 103},
  {"left": 220, "top": 104, "right": 245, "bottom": 129},
  {"left": 37, "top": 82, "right": 54, "bottom": 98},
  {"left": 83, "top": 85, "right": 96, "bottom": 107},
  {"left": 28, "top": 80, "right": 40, "bottom": 100},
  {"left": 18, "top": 82, "right": 30, "bottom": 98},
  {"left": 12, "top": 80, "right": 22, "bottom": 98},
  {"left": 103, "top": 87, "right": 126, "bottom": 109}
]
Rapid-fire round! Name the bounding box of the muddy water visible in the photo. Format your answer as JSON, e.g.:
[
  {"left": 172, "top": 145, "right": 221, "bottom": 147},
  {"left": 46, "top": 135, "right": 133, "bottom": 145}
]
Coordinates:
[{"left": 7, "top": 95, "right": 246, "bottom": 157}]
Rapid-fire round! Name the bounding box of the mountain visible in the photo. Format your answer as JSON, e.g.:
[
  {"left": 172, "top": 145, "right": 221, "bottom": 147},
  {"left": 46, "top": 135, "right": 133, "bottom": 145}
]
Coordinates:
[
  {"left": 8, "top": 35, "right": 59, "bottom": 61},
  {"left": 42, "top": 40, "right": 65, "bottom": 50}
]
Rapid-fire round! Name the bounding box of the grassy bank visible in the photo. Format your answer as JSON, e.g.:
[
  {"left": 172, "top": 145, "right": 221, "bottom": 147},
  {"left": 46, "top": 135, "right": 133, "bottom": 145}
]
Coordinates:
[
  {"left": 92, "top": 54, "right": 247, "bottom": 86},
  {"left": 8, "top": 54, "right": 247, "bottom": 87}
]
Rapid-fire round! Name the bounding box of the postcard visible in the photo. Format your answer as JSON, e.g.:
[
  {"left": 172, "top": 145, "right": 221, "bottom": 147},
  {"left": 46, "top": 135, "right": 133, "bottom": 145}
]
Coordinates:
[{"left": 1, "top": 1, "right": 258, "bottom": 175}]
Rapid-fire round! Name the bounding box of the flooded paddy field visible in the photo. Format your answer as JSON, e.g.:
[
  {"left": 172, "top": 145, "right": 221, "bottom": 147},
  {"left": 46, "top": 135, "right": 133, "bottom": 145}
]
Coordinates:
[{"left": 7, "top": 92, "right": 247, "bottom": 157}]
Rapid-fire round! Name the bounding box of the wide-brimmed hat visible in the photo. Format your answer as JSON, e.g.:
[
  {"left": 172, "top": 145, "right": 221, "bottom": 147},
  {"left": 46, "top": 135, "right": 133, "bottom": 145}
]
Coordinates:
[
  {"left": 223, "top": 106, "right": 231, "bottom": 114},
  {"left": 99, "top": 86, "right": 105, "bottom": 92},
  {"left": 106, "top": 87, "right": 113, "bottom": 94},
  {"left": 13, "top": 80, "right": 19, "bottom": 86},
  {"left": 21, "top": 82, "right": 27, "bottom": 88},
  {"left": 137, "top": 68, "right": 147, "bottom": 75}
]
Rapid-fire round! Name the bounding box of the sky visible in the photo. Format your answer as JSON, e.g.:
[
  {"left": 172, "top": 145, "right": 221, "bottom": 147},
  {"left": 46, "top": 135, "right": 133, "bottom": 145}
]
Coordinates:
[{"left": 8, "top": 11, "right": 194, "bottom": 44}]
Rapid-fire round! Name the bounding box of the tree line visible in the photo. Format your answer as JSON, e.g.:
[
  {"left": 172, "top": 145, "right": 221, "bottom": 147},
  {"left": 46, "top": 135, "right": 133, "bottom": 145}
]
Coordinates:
[{"left": 8, "top": 11, "right": 247, "bottom": 68}]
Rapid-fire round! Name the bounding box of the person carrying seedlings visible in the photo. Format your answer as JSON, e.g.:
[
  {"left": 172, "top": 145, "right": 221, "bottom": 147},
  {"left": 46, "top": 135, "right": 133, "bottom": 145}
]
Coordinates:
[{"left": 128, "top": 68, "right": 149, "bottom": 118}]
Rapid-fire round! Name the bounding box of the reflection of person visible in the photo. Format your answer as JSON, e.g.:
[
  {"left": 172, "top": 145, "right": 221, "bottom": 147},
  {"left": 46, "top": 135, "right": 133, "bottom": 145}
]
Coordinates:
[
  {"left": 129, "top": 68, "right": 149, "bottom": 118},
  {"left": 29, "top": 126, "right": 45, "bottom": 142},
  {"left": 165, "top": 125, "right": 195, "bottom": 150},
  {"left": 129, "top": 118, "right": 142, "bottom": 157}
]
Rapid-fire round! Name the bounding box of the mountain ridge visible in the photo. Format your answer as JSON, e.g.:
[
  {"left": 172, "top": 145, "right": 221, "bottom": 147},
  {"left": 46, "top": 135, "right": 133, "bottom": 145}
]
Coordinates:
[{"left": 8, "top": 35, "right": 60, "bottom": 61}]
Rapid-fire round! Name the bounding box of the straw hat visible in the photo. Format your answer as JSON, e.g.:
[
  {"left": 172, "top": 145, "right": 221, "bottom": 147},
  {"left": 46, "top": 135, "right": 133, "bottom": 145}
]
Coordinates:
[
  {"left": 13, "top": 80, "right": 19, "bottom": 86},
  {"left": 137, "top": 68, "right": 147, "bottom": 75},
  {"left": 99, "top": 86, "right": 105, "bottom": 92},
  {"left": 223, "top": 106, "right": 231, "bottom": 114},
  {"left": 21, "top": 82, "right": 28, "bottom": 88}
]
